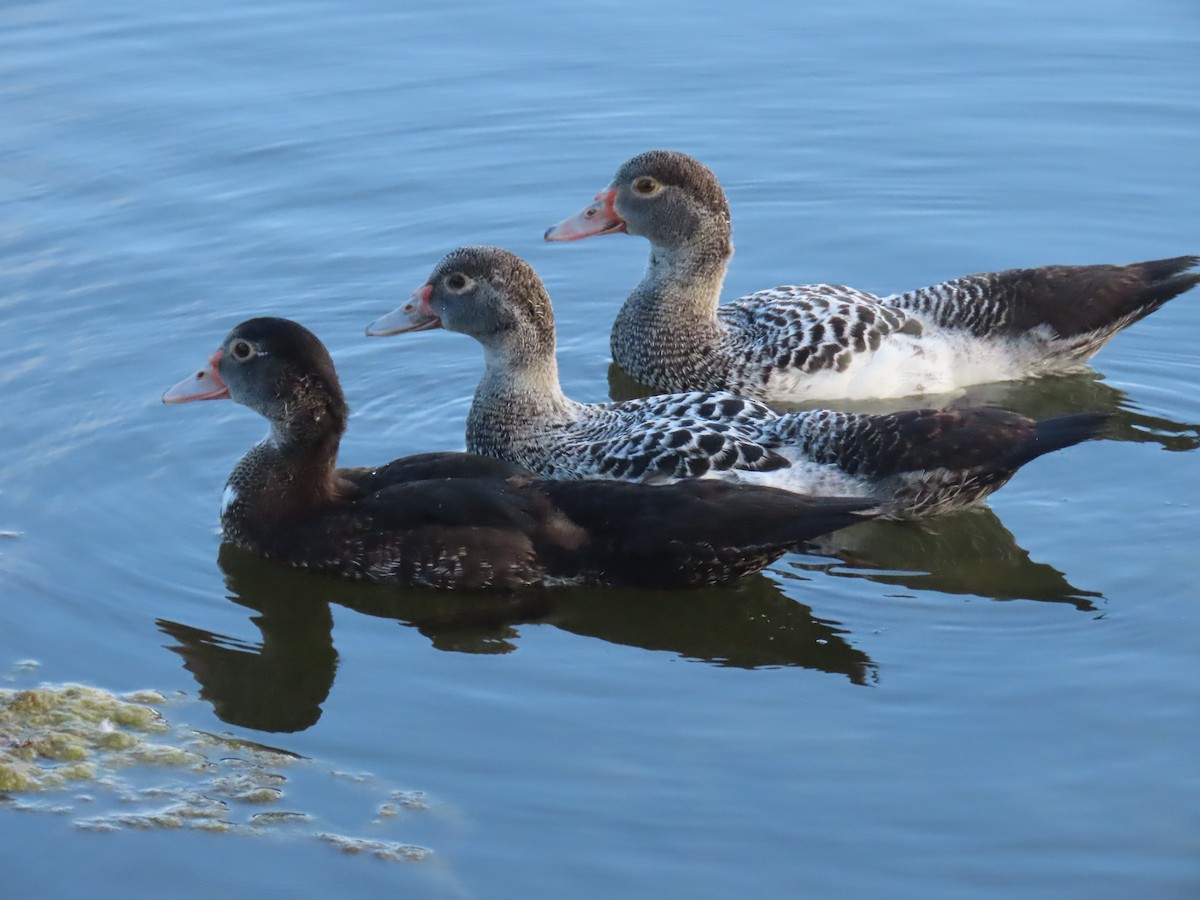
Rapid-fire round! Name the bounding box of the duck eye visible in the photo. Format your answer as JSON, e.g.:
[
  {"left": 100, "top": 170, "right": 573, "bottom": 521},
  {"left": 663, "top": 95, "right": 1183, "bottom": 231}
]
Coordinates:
[
  {"left": 230, "top": 340, "right": 255, "bottom": 361},
  {"left": 633, "top": 177, "right": 659, "bottom": 195},
  {"left": 446, "top": 272, "right": 469, "bottom": 291}
]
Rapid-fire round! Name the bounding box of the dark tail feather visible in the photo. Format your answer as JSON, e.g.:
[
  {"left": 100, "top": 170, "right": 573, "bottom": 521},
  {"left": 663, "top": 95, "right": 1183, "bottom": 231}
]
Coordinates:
[
  {"left": 894, "top": 255, "right": 1198, "bottom": 343},
  {"left": 748, "top": 491, "right": 879, "bottom": 547},
  {"left": 1122, "top": 255, "right": 1200, "bottom": 326},
  {"left": 1005, "top": 412, "right": 1111, "bottom": 468},
  {"left": 1136, "top": 255, "right": 1200, "bottom": 283},
  {"left": 543, "top": 479, "right": 876, "bottom": 550},
  {"left": 537, "top": 479, "right": 876, "bottom": 588}
]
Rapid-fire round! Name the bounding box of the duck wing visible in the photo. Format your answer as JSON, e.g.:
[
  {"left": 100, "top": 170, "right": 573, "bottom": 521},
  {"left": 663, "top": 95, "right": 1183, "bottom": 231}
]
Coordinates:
[{"left": 719, "top": 285, "right": 919, "bottom": 375}]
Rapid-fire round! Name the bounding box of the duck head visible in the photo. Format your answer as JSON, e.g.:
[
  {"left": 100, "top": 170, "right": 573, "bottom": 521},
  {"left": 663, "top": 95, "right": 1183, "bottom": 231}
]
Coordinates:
[
  {"left": 544, "top": 150, "right": 731, "bottom": 254},
  {"left": 164, "top": 317, "right": 346, "bottom": 438},
  {"left": 366, "top": 246, "right": 557, "bottom": 364}
]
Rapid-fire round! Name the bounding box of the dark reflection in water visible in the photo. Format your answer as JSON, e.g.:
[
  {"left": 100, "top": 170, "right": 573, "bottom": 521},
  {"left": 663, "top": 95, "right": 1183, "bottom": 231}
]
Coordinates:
[
  {"left": 161, "top": 502, "right": 1103, "bottom": 734},
  {"left": 951, "top": 372, "right": 1200, "bottom": 453},
  {"left": 537, "top": 578, "right": 873, "bottom": 678},
  {"left": 157, "top": 591, "right": 338, "bottom": 734},
  {"left": 609, "top": 364, "right": 1200, "bottom": 453},
  {"left": 804, "top": 507, "right": 1101, "bottom": 611},
  {"left": 159, "top": 544, "right": 879, "bottom": 733}
]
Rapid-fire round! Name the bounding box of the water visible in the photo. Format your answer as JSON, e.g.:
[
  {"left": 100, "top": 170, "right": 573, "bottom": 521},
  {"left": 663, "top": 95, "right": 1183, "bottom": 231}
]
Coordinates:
[{"left": 2, "top": 0, "right": 1197, "bottom": 896}]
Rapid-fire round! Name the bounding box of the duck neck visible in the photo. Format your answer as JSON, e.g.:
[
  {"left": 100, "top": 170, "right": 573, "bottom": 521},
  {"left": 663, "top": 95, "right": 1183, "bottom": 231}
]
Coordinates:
[
  {"left": 611, "top": 232, "right": 732, "bottom": 385},
  {"left": 466, "top": 344, "right": 579, "bottom": 461},
  {"left": 221, "top": 413, "right": 347, "bottom": 540},
  {"left": 643, "top": 232, "right": 724, "bottom": 309}
]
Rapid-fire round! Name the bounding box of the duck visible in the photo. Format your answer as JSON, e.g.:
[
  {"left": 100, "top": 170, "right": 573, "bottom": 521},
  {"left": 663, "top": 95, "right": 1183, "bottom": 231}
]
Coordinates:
[
  {"left": 365, "top": 247, "right": 1107, "bottom": 519},
  {"left": 544, "top": 149, "right": 1199, "bottom": 402},
  {"left": 162, "top": 317, "right": 876, "bottom": 590}
]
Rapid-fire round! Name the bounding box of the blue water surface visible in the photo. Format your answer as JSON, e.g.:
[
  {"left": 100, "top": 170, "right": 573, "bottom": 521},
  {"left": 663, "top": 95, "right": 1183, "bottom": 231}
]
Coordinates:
[{"left": 1, "top": 0, "right": 1197, "bottom": 897}]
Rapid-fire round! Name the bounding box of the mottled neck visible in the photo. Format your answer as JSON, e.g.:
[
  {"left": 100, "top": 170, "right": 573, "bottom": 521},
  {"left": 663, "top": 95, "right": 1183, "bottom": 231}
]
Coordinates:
[
  {"left": 621, "top": 234, "right": 731, "bottom": 338},
  {"left": 466, "top": 346, "right": 579, "bottom": 460},
  {"left": 607, "top": 240, "right": 731, "bottom": 392},
  {"left": 222, "top": 420, "right": 346, "bottom": 534}
]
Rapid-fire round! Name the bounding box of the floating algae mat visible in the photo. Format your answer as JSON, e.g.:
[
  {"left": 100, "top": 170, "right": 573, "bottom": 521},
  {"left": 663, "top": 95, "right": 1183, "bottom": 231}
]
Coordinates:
[{"left": 0, "top": 680, "right": 432, "bottom": 862}]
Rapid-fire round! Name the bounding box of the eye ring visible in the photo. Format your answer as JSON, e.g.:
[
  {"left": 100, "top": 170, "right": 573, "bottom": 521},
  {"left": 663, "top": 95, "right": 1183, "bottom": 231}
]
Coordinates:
[
  {"left": 632, "top": 176, "right": 660, "bottom": 196},
  {"left": 446, "top": 272, "right": 469, "bottom": 291},
  {"left": 230, "top": 340, "right": 255, "bottom": 361}
]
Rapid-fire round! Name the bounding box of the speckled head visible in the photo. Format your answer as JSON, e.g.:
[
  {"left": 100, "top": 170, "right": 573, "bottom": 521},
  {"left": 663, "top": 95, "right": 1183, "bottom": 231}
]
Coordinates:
[
  {"left": 612, "top": 151, "right": 728, "bottom": 216},
  {"left": 165, "top": 317, "right": 347, "bottom": 439},
  {"left": 545, "top": 150, "right": 732, "bottom": 252},
  {"left": 608, "top": 150, "right": 732, "bottom": 251},
  {"left": 421, "top": 246, "right": 557, "bottom": 360}
]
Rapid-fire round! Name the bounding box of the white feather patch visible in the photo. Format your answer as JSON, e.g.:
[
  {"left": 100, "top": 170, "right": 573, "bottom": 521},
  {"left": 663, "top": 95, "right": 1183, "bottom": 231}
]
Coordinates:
[{"left": 221, "top": 484, "right": 239, "bottom": 516}]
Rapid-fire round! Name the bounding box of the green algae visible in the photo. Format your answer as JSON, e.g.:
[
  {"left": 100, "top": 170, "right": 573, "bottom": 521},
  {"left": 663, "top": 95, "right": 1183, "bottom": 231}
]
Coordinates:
[
  {"left": 193, "top": 731, "right": 303, "bottom": 761},
  {"left": 0, "top": 762, "right": 39, "bottom": 792},
  {"left": 164, "top": 796, "right": 229, "bottom": 820},
  {"left": 190, "top": 819, "right": 232, "bottom": 834},
  {"left": 7, "top": 689, "right": 56, "bottom": 716},
  {"left": 111, "top": 812, "right": 186, "bottom": 830},
  {"left": 74, "top": 819, "right": 122, "bottom": 833},
  {"left": 2, "top": 674, "right": 435, "bottom": 864},
  {"left": 96, "top": 731, "right": 136, "bottom": 752},
  {"left": 250, "top": 810, "right": 313, "bottom": 826},
  {"left": 210, "top": 771, "right": 286, "bottom": 805},
  {"left": 120, "top": 690, "right": 169, "bottom": 705},
  {"left": 126, "top": 743, "right": 206, "bottom": 768},
  {"left": 26, "top": 734, "right": 88, "bottom": 762},
  {"left": 232, "top": 787, "right": 282, "bottom": 804},
  {"left": 1, "top": 684, "right": 175, "bottom": 792},
  {"left": 391, "top": 790, "right": 429, "bottom": 811},
  {"left": 318, "top": 832, "right": 432, "bottom": 863}
]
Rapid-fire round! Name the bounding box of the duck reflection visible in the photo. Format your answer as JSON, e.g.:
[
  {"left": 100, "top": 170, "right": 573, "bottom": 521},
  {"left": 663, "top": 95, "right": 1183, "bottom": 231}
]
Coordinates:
[
  {"left": 162, "top": 497, "right": 1102, "bottom": 735},
  {"left": 157, "top": 562, "right": 338, "bottom": 733},
  {"left": 610, "top": 364, "right": 1199, "bottom": 453},
  {"left": 803, "top": 507, "right": 1101, "bottom": 610},
  {"left": 158, "top": 543, "right": 879, "bottom": 733},
  {"left": 531, "top": 578, "right": 874, "bottom": 678},
  {"left": 948, "top": 371, "right": 1199, "bottom": 453}
]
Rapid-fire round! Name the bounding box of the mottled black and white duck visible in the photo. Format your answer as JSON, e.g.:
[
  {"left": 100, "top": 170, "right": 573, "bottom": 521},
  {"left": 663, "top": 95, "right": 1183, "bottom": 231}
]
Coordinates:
[
  {"left": 163, "top": 317, "right": 873, "bottom": 589},
  {"left": 545, "top": 150, "right": 1199, "bottom": 402},
  {"left": 366, "top": 247, "right": 1107, "bottom": 519}
]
